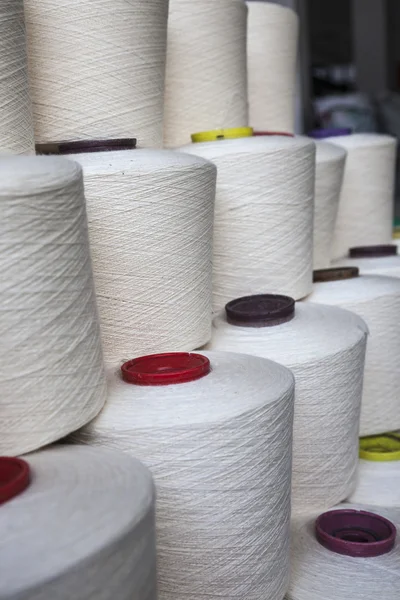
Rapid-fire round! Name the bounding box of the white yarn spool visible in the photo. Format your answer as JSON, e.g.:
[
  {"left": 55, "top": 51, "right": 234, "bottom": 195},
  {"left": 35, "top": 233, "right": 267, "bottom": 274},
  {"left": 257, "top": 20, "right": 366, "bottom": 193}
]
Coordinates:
[
  {"left": 0, "top": 155, "right": 106, "bottom": 456},
  {"left": 163, "top": 0, "right": 248, "bottom": 148},
  {"left": 72, "top": 350, "right": 295, "bottom": 600},
  {"left": 333, "top": 246, "right": 400, "bottom": 278},
  {"left": 308, "top": 269, "right": 400, "bottom": 436},
  {"left": 65, "top": 148, "right": 216, "bottom": 365},
  {"left": 246, "top": 1, "right": 299, "bottom": 133},
  {"left": 288, "top": 504, "right": 400, "bottom": 600},
  {"left": 179, "top": 135, "right": 315, "bottom": 312},
  {"left": 0, "top": 0, "right": 34, "bottom": 154},
  {"left": 0, "top": 445, "right": 156, "bottom": 600},
  {"left": 208, "top": 296, "right": 368, "bottom": 515},
  {"left": 328, "top": 134, "right": 397, "bottom": 259},
  {"left": 313, "top": 141, "right": 347, "bottom": 269},
  {"left": 24, "top": 0, "right": 169, "bottom": 147}
]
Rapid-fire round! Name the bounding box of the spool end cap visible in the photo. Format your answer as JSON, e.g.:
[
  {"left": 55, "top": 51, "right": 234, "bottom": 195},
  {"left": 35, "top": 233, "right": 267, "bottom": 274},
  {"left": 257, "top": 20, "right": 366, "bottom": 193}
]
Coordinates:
[
  {"left": 121, "top": 352, "right": 211, "bottom": 385},
  {"left": 225, "top": 294, "right": 295, "bottom": 327},
  {"left": 309, "top": 127, "right": 352, "bottom": 139},
  {"left": 313, "top": 267, "right": 359, "bottom": 282},
  {"left": 0, "top": 457, "right": 30, "bottom": 505},
  {"left": 349, "top": 244, "right": 398, "bottom": 258}
]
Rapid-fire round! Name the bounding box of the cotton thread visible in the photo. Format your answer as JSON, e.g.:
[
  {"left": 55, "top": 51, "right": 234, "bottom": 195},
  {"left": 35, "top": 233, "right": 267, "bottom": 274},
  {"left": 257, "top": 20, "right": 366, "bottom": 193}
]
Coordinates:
[
  {"left": 24, "top": 0, "right": 169, "bottom": 147},
  {"left": 246, "top": 1, "right": 298, "bottom": 133},
  {"left": 0, "top": 0, "right": 34, "bottom": 155},
  {"left": 0, "top": 445, "right": 156, "bottom": 600},
  {"left": 72, "top": 350, "right": 295, "bottom": 600},
  {"left": 66, "top": 149, "right": 216, "bottom": 365},
  {"left": 179, "top": 135, "right": 315, "bottom": 312},
  {"left": 0, "top": 155, "right": 107, "bottom": 456},
  {"left": 163, "top": 0, "right": 248, "bottom": 148},
  {"left": 334, "top": 252, "right": 400, "bottom": 278}
]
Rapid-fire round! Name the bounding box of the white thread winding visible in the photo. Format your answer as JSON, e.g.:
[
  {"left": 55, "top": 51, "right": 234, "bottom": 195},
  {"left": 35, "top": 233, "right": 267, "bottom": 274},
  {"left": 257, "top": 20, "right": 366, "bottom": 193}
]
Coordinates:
[
  {"left": 66, "top": 149, "right": 216, "bottom": 365},
  {"left": 329, "top": 134, "right": 397, "bottom": 259},
  {"left": 247, "top": 1, "right": 299, "bottom": 133},
  {"left": 72, "top": 350, "right": 295, "bottom": 600},
  {"left": 0, "top": 156, "right": 107, "bottom": 456},
  {"left": 179, "top": 135, "right": 315, "bottom": 312},
  {"left": 0, "top": 445, "right": 156, "bottom": 600},
  {"left": 209, "top": 302, "right": 368, "bottom": 515},
  {"left": 333, "top": 253, "right": 400, "bottom": 278},
  {"left": 313, "top": 141, "right": 347, "bottom": 269},
  {"left": 348, "top": 458, "right": 400, "bottom": 507},
  {"left": 307, "top": 274, "right": 400, "bottom": 436},
  {"left": 24, "top": 0, "right": 169, "bottom": 147},
  {"left": 0, "top": 0, "right": 34, "bottom": 154},
  {"left": 163, "top": 0, "right": 248, "bottom": 148}
]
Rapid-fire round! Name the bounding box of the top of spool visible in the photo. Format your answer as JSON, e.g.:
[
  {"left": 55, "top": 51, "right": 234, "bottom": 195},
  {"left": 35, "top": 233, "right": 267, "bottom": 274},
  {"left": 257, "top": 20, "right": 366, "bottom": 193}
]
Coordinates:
[
  {"left": 121, "top": 352, "right": 211, "bottom": 385},
  {"left": 253, "top": 131, "right": 294, "bottom": 137},
  {"left": 0, "top": 457, "right": 30, "bottom": 505},
  {"left": 315, "top": 509, "right": 396, "bottom": 557},
  {"left": 58, "top": 138, "right": 137, "bottom": 154},
  {"left": 309, "top": 128, "right": 352, "bottom": 139},
  {"left": 191, "top": 128, "right": 253, "bottom": 143},
  {"left": 349, "top": 245, "right": 398, "bottom": 258},
  {"left": 313, "top": 267, "right": 359, "bottom": 282},
  {"left": 225, "top": 294, "right": 295, "bottom": 327},
  {"left": 359, "top": 434, "right": 400, "bottom": 461}
]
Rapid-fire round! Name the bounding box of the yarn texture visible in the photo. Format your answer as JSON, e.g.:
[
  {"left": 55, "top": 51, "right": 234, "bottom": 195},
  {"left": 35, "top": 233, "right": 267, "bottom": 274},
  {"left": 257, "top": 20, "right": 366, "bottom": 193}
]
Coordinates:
[
  {"left": 0, "top": 445, "right": 156, "bottom": 600},
  {"left": 67, "top": 149, "right": 216, "bottom": 365},
  {"left": 179, "top": 135, "right": 315, "bottom": 312},
  {"left": 334, "top": 254, "right": 400, "bottom": 278},
  {"left": 0, "top": 156, "right": 107, "bottom": 456},
  {"left": 24, "top": 0, "right": 169, "bottom": 147},
  {"left": 247, "top": 1, "right": 298, "bottom": 133},
  {"left": 0, "top": 0, "right": 34, "bottom": 154},
  {"left": 348, "top": 453, "right": 400, "bottom": 507},
  {"left": 72, "top": 351, "right": 295, "bottom": 600},
  {"left": 164, "top": 0, "right": 248, "bottom": 148}
]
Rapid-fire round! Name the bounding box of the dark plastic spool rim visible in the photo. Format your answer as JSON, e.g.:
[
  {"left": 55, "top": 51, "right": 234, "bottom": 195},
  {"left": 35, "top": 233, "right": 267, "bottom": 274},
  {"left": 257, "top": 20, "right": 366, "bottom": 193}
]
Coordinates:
[
  {"left": 253, "top": 131, "right": 295, "bottom": 137},
  {"left": 0, "top": 457, "right": 30, "bottom": 505},
  {"left": 121, "top": 352, "right": 211, "bottom": 386},
  {"left": 349, "top": 244, "right": 398, "bottom": 258},
  {"left": 58, "top": 138, "right": 137, "bottom": 154},
  {"left": 225, "top": 294, "right": 295, "bottom": 327},
  {"left": 315, "top": 509, "right": 396, "bottom": 557},
  {"left": 313, "top": 267, "right": 359, "bottom": 282},
  {"left": 309, "top": 127, "right": 352, "bottom": 139}
]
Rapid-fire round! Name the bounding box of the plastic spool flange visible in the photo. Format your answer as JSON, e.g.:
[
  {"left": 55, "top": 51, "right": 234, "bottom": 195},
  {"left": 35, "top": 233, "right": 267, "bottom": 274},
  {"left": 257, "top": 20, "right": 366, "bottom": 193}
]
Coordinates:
[
  {"left": 58, "top": 138, "right": 137, "bottom": 154},
  {"left": 225, "top": 294, "right": 295, "bottom": 327},
  {"left": 309, "top": 128, "right": 352, "bottom": 139},
  {"left": 313, "top": 267, "right": 359, "bottom": 283},
  {"left": 349, "top": 245, "right": 398, "bottom": 258},
  {"left": 359, "top": 434, "right": 400, "bottom": 462},
  {"left": 191, "top": 128, "right": 253, "bottom": 143},
  {"left": 0, "top": 457, "right": 30, "bottom": 505},
  {"left": 121, "top": 352, "right": 211, "bottom": 386}
]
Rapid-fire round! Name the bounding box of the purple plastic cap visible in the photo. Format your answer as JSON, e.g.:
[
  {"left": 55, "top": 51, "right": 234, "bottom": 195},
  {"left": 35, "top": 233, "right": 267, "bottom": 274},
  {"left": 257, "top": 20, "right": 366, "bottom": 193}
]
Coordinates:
[
  {"left": 316, "top": 509, "right": 396, "bottom": 557},
  {"left": 225, "top": 294, "right": 295, "bottom": 327},
  {"left": 349, "top": 244, "right": 398, "bottom": 258},
  {"left": 309, "top": 128, "right": 352, "bottom": 139}
]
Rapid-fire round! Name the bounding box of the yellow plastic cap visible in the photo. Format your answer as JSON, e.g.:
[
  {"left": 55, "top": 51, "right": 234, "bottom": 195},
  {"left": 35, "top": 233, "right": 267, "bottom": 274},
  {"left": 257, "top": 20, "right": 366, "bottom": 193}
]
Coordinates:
[
  {"left": 191, "top": 127, "right": 253, "bottom": 143},
  {"left": 359, "top": 433, "right": 400, "bottom": 462}
]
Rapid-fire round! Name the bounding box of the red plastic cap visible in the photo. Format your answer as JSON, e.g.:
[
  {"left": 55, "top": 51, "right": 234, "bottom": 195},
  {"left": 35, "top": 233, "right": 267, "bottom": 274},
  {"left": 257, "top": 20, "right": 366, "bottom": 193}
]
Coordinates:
[
  {"left": 0, "top": 457, "right": 30, "bottom": 505},
  {"left": 225, "top": 294, "right": 295, "bottom": 327},
  {"left": 121, "top": 352, "right": 211, "bottom": 386},
  {"left": 315, "top": 509, "right": 396, "bottom": 557},
  {"left": 349, "top": 244, "right": 398, "bottom": 258},
  {"left": 253, "top": 131, "right": 294, "bottom": 137}
]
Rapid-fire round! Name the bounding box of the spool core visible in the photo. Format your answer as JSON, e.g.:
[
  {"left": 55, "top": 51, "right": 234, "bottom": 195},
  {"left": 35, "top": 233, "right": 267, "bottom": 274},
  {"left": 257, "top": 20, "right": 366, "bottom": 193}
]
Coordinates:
[
  {"left": 58, "top": 138, "right": 137, "bottom": 154},
  {"left": 191, "top": 128, "right": 253, "bottom": 143},
  {"left": 225, "top": 294, "right": 295, "bottom": 327},
  {"left": 309, "top": 127, "right": 352, "bottom": 139},
  {"left": 349, "top": 245, "right": 398, "bottom": 258},
  {"left": 313, "top": 267, "right": 359, "bottom": 282},
  {"left": 315, "top": 509, "right": 396, "bottom": 557},
  {"left": 0, "top": 457, "right": 30, "bottom": 504},
  {"left": 359, "top": 434, "right": 400, "bottom": 461},
  {"left": 121, "top": 352, "right": 211, "bottom": 385},
  {"left": 253, "top": 131, "right": 294, "bottom": 137}
]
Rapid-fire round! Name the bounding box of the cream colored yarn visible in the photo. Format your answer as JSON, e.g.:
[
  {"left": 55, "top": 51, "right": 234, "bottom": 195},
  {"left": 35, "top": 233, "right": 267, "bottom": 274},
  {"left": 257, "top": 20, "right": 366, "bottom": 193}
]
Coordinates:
[
  {"left": 333, "top": 253, "right": 400, "bottom": 278},
  {"left": 247, "top": 1, "right": 299, "bottom": 133},
  {"left": 0, "top": 155, "right": 106, "bottom": 456},
  {"left": 348, "top": 455, "right": 400, "bottom": 507},
  {"left": 24, "top": 0, "right": 169, "bottom": 147},
  {"left": 0, "top": 0, "right": 34, "bottom": 154}
]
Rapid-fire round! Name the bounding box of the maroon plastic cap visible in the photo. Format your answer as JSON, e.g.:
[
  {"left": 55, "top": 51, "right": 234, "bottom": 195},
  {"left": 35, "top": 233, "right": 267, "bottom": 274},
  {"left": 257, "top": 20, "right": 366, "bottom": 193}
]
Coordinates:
[
  {"left": 0, "top": 457, "right": 30, "bottom": 505},
  {"left": 121, "top": 352, "right": 211, "bottom": 386},
  {"left": 349, "top": 244, "right": 398, "bottom": 258},
  {"left": 316, "top": 509, "right": 396, "bottom": 557},
  {"left": 253, "top": 131, "right": 294, "bottom": 137},
  {"left": 225, "top": 294, "right": 295, "bottom": 327},
  {"left": 313, "top": 267, "right": 359, "bottom": 282},
  {"left": 58, "top": 138, "right": 137, "bottom": 154}
]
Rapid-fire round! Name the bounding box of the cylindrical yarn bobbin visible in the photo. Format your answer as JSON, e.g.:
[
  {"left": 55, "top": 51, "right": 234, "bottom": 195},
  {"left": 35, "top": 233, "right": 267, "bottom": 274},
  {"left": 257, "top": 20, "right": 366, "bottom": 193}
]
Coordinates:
[
  {"left": 24, "top": 0, "right": 169, "bottom": 147},
  {"left": 72, "top": 350, "right": 295, "bottom": 600},
  {"left": 347, "top": 433, "right": 400, "bottom": 507},
  {"left": 0, "top": 155, "right": 107, "bottom": 456},
  {"left": 288, "top": 504, "right": 399, "bottom": 600},
  {"left": 65, "top": 148, "right": 216, "bottom": 365},
  {"left": 313, "top": 141, "right": 347, "bottom": 269},
  {"left": 164, "top": 0, "right": 248, "bottom": 148},
  {"left": 308, "top": 269, "right": 400, "bottom": 436},
  {"left": 246, "top": 1, "right": 299, "bottom": 134},
  {"left": 0, "top": 446, "right": 156, "bottom": 600},
  {"left": 208, "top": 295, "right": 368, "bottom": 516},
  {"left": 333, "top": 244, "right": 400, "bottom": 278},
  {"left": 327, "top": 134, "right": 397, "bottom": 259},
  {"left": 0, "top": 0, "right": 34, "bottom": 155},
  {"left": 179, "top": 135, "right": 315, "bottom": 312}
]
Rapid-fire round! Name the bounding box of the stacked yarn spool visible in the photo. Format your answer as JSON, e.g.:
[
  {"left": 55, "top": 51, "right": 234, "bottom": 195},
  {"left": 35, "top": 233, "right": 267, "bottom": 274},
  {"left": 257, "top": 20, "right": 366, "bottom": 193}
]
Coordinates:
[
  {"left": 164, "top": 0, "right": 248, "bottom": 147},
  {"left": 246, "top": 1, "right": 299, "bottom": 133},
  {"left": 24, "top": 0, "right": 169, "bottom": 148},
  {"left": 179, "top": 132, "right": 315, "bottom": 312},
  {"left": 0, "top": 446, "right": 157, "bottom": 599},
  {"left": 72, "top": 350, "right": 295, "bottom": 600},
  {"left": 208, "top": 294, "right": 368, "bottom": 515},
  {"left": 334, "top": 244, "right": 400, "bottom": 278}
]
